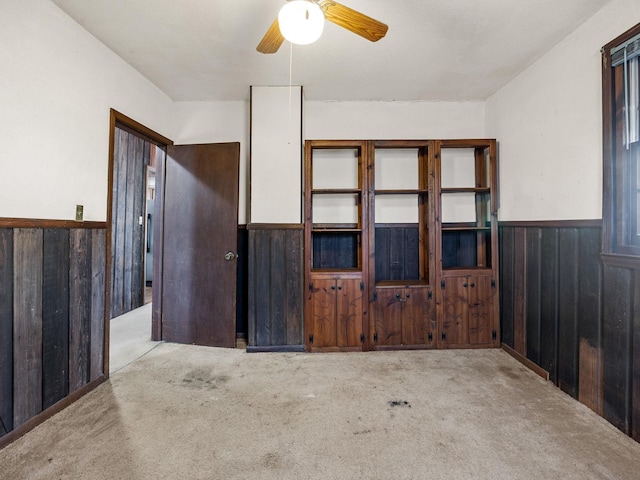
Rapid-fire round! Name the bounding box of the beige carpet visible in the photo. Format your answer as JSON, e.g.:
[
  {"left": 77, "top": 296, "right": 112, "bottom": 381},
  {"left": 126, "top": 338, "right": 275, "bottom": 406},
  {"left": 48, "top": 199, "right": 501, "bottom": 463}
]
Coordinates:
[{"left": 1, "top": 345, "right": 639, "bottom": 479}]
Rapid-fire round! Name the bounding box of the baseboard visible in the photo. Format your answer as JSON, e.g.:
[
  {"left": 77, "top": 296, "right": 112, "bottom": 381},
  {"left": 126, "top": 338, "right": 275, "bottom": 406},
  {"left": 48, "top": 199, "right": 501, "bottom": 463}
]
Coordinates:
[
  {"left": 246, "top": 345, "right": 305, "bottom": 353},
  {"left": 501, "top": 343, "right": 550, "bottom": 381}
]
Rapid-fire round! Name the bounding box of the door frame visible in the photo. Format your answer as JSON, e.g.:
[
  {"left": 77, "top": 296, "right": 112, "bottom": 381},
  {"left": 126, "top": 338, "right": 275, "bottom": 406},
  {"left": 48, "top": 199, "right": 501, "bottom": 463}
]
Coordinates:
[{"left": 105, "top": 109, "right": 172, "bottom": 378}]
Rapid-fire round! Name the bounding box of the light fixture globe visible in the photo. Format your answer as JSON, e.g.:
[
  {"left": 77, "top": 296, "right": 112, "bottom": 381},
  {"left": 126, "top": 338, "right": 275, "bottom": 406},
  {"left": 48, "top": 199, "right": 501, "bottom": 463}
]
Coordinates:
[{"left": 278, "top": 0, "right": 325, "bottom": 45}]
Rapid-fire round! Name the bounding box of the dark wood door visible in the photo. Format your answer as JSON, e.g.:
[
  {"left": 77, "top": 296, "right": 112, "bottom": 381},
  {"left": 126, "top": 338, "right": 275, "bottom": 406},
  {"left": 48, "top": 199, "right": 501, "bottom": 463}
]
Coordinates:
[
  {"left": 402, "top": 287, "right": 433, "bottom": 347},
  {"left": 441, "top": 276, "right": 469, "bottom": 347},
  {"left": 309, "top": 278, "right": 338, "bottom": 348},
  {"left": 336, "top": 278, "right": 362, "bottom": 348},
  {"left": 374, "top": 288, "right": 403, "bottom": 347},
  {"left": 468, "top": 275, "right": 494, "bottom": 345},
  {"left": 159, "top": 143, "right": 240, "bottom": 347}
]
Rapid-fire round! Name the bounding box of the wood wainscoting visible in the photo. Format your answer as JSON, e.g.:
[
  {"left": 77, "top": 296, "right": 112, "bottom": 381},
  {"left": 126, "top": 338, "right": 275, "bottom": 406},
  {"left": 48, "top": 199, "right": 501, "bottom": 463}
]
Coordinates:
[
  {"left": 247, "top": 224, "right": 304, "bottom": 352},
  {"left": 500, "top": 220, "right": 640, "bottom": 442},
  {"left": 0, "top": 219, "right": 107, "bottom": 446}
]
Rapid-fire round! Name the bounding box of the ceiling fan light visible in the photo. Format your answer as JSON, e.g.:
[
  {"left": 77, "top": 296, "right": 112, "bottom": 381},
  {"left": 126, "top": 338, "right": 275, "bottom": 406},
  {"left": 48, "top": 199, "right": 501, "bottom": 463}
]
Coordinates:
[{"left": 278, "top": 0, "right": 325, "bottom": 45}]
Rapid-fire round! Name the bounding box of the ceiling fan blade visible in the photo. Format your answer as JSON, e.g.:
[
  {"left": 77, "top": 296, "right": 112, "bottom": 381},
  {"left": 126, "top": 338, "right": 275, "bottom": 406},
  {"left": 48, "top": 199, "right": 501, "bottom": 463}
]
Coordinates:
[
  {"left": 257, "top": 18, "right": 285, "bottom": 54},
  {"left": 319, "top": 1, "right": 388, "bottom": 42}
]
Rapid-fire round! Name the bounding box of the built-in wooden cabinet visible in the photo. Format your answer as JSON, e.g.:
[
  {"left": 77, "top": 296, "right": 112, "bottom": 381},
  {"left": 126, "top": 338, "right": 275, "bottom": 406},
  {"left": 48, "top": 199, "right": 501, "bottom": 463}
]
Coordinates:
[
  {"left": 436, "top": 140, "right": 500, "bottom": 348},
  {"left": 304, "top": 138, "right": 499, "bottom": 352}
]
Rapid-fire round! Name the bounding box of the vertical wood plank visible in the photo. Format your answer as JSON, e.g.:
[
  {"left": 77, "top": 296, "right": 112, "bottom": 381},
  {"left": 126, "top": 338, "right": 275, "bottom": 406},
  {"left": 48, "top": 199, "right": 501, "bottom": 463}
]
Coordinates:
[
  {"left": 151, "top": 145, "right": 166, "bottom": 340},
  {"left": 602, "top": 264, "right": 632, "bottom": 434},
  {"left": 513, "top": 227, "right": 527, "bottom": 355},
  {"left": 284, "top": 230, "right": 303, "bottom": 345},
  {"left": 540, "top": 228, "right": 559, "bottom": 382},
  {"left": 499, "top": 226, "right": 515, "bottom": 348},
  {"left": 632, "top": 268, "right": 640, "bottom": 442},
  {"left": 123, "top": 132, "right": 136, "bottom": 313},
  {"left": 254, "top": 230, "right": 272, "bottom": 346},
  {"left": 578, "top": 228, "right": 603, "bottom": 414},
  {"left": 90, "top": 230, "right": 106, "bottom": 381},
  {"left": 112, "top": 127, "right": 128, "bottom": 317},
  {"left": 131, "top": 136, "right": 146, "bottom": 310},
  {"left": 13, "top": 228, "right": 43, "bottom": 428},
  {"left": 247, "top": 229, "right": 258, "bottom": 346},
  {"left": 557, "top": 228, "right": 579, "bottom": 398},
  {"left": 270, "top": 231, "right": 286, "bottom": 345},
  {"left": 69, "top": 229, "right": 92, "bottom": 393},
  {"left": 41, "top": 229, "right": 69, "bottom": 410},
  {"left": 0, "top": 229, "right": 14, "bottom": 434},
  {"left": 374, "top": 227, "right": 389, "bottom": 282},
  {"left": 236, "top": 226, "right": 249, "bottom": 338},
  {"left": 525, "top": 228, "right": 542, "bottom": 365}
]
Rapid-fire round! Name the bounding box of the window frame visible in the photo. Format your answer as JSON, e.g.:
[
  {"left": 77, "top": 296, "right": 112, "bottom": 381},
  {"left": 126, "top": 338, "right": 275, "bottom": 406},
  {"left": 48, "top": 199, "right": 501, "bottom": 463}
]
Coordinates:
[{"left": 602, "top": 22, "right": 640, "bottom": 261}]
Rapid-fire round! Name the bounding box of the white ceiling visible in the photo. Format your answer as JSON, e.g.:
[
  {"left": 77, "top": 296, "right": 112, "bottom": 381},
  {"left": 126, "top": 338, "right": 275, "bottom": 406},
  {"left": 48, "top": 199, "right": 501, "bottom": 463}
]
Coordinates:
[{"left": 50, "top": 0, "right": 612, "bottom": 102}]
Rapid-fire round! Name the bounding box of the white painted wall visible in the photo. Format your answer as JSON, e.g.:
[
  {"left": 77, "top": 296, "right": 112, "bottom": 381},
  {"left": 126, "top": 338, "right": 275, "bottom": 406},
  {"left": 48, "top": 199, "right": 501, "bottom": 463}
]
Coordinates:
[
  {"left": 0, "top": 0, "right": 174, "bottom": 222},
  {"left": 485, "top": 0, "right": 640, "bottom": 221},
  {"left": 171, "top": 101, "right": 249, "bottom": 224},
  {"left": 306, "top": 101, "right": 486, "bottom": 139},
  {"left": 250, "top": 86, "right": 303, "bottom": 224}
]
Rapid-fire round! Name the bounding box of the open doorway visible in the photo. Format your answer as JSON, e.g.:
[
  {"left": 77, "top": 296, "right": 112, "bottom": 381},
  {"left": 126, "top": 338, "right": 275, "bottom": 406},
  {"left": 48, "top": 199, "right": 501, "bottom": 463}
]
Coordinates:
[{"left": 106, "top": 110, "right": 171, "bottom": 376}]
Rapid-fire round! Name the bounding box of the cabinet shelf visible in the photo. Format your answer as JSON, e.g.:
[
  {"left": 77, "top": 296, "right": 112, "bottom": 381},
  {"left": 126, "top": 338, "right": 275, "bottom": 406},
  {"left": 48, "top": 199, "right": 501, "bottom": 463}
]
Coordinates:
[
  {"left": 374, "top": 189, "right": 428, "bottom": 195},
  {"left": 441, "top": 187, "right": 490, "bottom": 194},
  {"left": 312, "top": 225, "right": 361, "bottom": 232},
  {"left": 375, "top": 280, "right": 430, "bottom": 287},
  {"left": 311, "top": 188, "right": 362, "bottom": 194},
  {"left": 442, "top": 226, "right": 491, "bottom": 232}
]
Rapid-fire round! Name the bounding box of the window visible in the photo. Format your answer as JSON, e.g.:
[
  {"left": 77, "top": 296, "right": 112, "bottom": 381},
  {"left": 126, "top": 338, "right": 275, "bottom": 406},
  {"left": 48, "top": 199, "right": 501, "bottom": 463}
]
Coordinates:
[{"left": 603, "top": 22, "right": 640, "bottom": 256}]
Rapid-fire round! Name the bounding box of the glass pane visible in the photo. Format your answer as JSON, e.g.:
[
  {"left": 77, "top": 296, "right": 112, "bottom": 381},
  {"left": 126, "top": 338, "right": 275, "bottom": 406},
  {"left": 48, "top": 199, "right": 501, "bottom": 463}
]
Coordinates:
[
  {"left": 312, "top": 193, "right": 359, "bottom": 224},
  {"left": 375, "top": 149, "right": 419, "bottom": 189},
  {"left": 441, "top": 193, "right": 476, "bottom": 223},
  {"left": 441, "top": 148, "right": 476, "bottom": 188},
  {"left": 312, "top": 149, "right": 359, "bottom": 189},
  {"left": 375, "top": 195, "right": 419, "bottom": 223}
]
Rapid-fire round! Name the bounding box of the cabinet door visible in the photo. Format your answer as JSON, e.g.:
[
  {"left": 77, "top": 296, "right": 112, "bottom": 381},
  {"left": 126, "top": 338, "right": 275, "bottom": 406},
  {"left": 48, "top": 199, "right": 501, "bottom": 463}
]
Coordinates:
[
  {"left": 310, "top": 278, "right": 338, "bottom": 347},
  {"left": 403, "top": 287, "right": 434, "bottom": 346},
  {"left": 441, "top": 277, "right": 469, "bottom": 346},
  {"left": 468, "top": 276, "right": 494, "bottom": 345},
  {"left": 374, "top": 289, "right": 403, "bottom": 347},
  {"left": 336, "top": 279, "right": 363, "bottom": 347}
]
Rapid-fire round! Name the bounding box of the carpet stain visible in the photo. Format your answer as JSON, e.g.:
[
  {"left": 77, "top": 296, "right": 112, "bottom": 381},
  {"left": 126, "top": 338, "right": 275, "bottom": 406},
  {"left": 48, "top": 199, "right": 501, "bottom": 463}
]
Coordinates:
[
  {"left": 179, "top": 369, "right": 230, "bottom": 390},
  {"left": 498, "top": 366, "right": 520, "bottom": 380},
  {"left": 388, "top": 400, "right": 411, "bottom": 408},
  {"left": 262, "top": 452, "right": 284, "bottom": 469}
]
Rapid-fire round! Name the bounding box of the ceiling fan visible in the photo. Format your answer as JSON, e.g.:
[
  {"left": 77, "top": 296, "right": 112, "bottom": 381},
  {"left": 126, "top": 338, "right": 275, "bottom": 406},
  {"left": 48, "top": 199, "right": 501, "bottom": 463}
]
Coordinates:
[{"left": 257, "top": 0, "right": 388, "bottom": 54}]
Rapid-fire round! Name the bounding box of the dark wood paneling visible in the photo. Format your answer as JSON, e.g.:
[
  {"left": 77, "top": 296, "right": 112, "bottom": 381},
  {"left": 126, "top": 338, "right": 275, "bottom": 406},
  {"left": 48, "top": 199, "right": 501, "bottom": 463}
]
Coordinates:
[
  {"left": 0, "top": 224, "right": 106, "bottom": 441},
  {"left": 248, "top": 227, "right": 304, "bottom": 348},
  {"left": 13, "top": 229, "right": 43, "bottom": 428},
  {"left": 557, "top": 229, "right": 579, "bottom": 398},
  {"left": 69, "top": 229, "right": 92, "bottom": 393},
  {"left": 633, "top": 269, "right": 640, "bottom": 442},
  {"left": 42, "top": 229, "right": 69, "bottom": 410},
  {"left": 0, "top": 219, "right": 106, "bottom": 229},
  {"left": 0, "top": 229, "right": 13, "bottom": 435},
  {"left": 284, "top": 231, "right": 303, "bottom": 345},
  {"left": 539, "top": 228, "right": 558, "bottom": 382},
  {"left": 312, "top": 232, "right": 358, "bottom": 269},
  {"left": 111, "top": 127, "right": 127, "bottom": 318},
  {"left": 499, "top": 227, "right": 515, "bottom": 348},
  {"left": 236, "top": 226, "right": 249, "bottom": 337},
  {"left": 602, "top": 265, "right": 632, "bottom": 434},
  {"left": 513, "top": 227, "right": 527, "bottom": 354},
  {"left": 374, "top": 225, "right": 419, "bottom": 282},
  {"left": 578, "top": 228, "right": 603, "bottom": 414},
  {"left": 525, "top": 228, "right": 542, "bottom": 365},
  {"left": 90, "top": 230, "right": 106, "bottom": 381}
]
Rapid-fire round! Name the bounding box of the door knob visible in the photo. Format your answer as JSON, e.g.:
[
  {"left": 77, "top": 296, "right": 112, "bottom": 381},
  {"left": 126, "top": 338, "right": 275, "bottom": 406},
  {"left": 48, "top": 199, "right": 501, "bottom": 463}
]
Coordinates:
[{"left": 224, "top": 251, "right": 237, "bottom": 261}]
